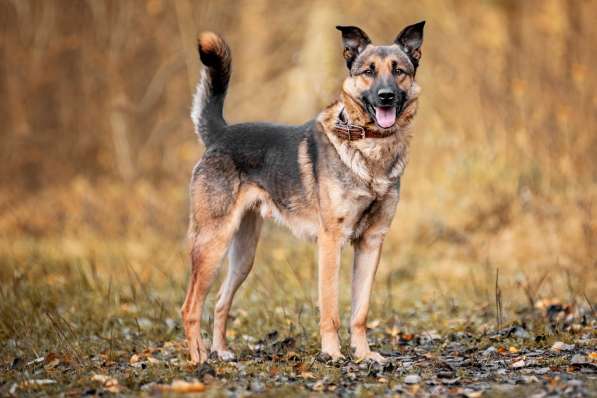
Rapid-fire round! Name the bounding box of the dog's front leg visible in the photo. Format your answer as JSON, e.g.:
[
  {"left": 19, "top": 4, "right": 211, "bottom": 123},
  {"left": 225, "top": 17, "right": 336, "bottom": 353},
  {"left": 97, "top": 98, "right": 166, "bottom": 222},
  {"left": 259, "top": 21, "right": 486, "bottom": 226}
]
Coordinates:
[
  {"left": 350, "top": 232, "right": 386, "bottom": 363},
  {"left": 317, "top": 230, "right": 344, "bottom": 360}
]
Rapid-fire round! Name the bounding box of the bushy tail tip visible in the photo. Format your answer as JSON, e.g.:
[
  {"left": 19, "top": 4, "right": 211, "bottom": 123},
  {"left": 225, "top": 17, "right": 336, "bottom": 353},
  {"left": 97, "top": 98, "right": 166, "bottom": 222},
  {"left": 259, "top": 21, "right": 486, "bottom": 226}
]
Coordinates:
[
  {"left": 191, "top": 32, "right": 231, "bottom": 146},
  {"left": 197, "top": 32, "right": 230, "bottom": 69}
]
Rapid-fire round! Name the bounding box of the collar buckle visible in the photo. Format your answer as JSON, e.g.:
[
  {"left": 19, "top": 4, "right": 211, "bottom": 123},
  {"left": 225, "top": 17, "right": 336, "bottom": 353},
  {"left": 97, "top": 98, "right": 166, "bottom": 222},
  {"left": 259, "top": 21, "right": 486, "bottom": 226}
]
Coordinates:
[
  {"left": 335, "top": 121, "right": 366, "bottom": 141},
  {"left": 348, "top": 125, "right": 365, "bottom": 141}
]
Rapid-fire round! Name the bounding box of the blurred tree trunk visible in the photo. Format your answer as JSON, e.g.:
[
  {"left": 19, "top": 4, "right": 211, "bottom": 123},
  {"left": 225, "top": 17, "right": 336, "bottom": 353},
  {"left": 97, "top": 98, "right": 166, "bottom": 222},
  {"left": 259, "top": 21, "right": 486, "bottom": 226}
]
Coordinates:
[
  {"left": 279, "top": 4, "right": 336, "bottom": 122},
  {"left": 175, "top": 0, "right": 200, "bottom": 95},
  {"left": 106, "top": 2, "right": 135, "bottom": 181},
  {"left": 237, "top": 0, "right": 268, "bottom": 84}
]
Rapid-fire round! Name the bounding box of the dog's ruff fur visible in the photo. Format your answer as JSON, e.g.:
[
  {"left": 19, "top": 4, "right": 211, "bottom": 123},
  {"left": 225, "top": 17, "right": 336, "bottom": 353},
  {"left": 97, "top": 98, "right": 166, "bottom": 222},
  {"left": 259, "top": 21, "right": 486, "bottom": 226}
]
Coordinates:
[{"left": 181, "top": 23, "right": 425, "bottom": 364}]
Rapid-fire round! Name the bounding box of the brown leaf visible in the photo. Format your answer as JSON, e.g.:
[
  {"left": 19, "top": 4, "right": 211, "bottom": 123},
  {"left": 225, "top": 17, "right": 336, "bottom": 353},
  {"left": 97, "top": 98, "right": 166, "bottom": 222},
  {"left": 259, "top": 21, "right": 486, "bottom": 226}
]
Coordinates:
[
  {"left": 157, "top": 380, "right": 205, "bottom": 393},
  {"left": 91, "top": 374, "right": 120, "bottom": 392},
  {"left": 129, "top": 354, "right": 141, "bottom": 364},
  {"left": 401, "top": 333, "right": 415, "bottom": 342},
  {"left": 367, "top": 319, "right": 380, "bottom": 329}
]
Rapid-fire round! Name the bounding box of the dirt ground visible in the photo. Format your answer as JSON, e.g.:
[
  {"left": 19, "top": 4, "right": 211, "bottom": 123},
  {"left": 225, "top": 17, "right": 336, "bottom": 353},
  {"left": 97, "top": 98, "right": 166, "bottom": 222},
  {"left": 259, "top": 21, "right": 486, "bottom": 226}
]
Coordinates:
[{"left": 1, "top": 230, "right": 595, "bottom": 397}]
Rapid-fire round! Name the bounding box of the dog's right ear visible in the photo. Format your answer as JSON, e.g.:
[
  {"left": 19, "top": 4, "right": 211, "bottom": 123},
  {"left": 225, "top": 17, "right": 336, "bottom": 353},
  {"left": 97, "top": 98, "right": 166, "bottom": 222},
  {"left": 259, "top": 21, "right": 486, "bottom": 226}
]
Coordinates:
[{"left": 336, "top": 25, "right": 371, "bottom": 70}]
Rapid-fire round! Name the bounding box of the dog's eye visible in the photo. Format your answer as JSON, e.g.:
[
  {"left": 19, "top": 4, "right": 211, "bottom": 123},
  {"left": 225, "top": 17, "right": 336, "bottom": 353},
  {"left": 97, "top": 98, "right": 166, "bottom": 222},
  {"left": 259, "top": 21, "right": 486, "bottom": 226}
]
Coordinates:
[
  {"left": 393, "top": 68, "right": 404, "bottom": 76},
  {"left": 362, "top": 69, "right": 374, "bottom": 76}
]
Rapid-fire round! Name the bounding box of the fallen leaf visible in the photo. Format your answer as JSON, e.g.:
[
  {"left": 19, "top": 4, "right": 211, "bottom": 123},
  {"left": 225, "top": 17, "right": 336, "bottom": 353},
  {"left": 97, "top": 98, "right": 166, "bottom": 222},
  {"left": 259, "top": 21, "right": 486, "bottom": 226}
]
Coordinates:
[
  {"left": 91, "top": 374, "right": 120, "bottom": 393},
  {"left": 158, "top": 380, "right": 205, "bottom": 393},
  {"left": 91, "top": 374, "right": 110, "bottom": 384},
  {"left": 300, "top": 371, "right": 316, "bottom": 380},
  {"left": 401, "top": 333, "right": 415, "bottom": 342},
  {"left": 385, "top": 325, "right": 400, "bottom": 337},
  {"left": 129, "top": 354, "right": 141, "bottom": 364},
  {"left": 147, "top": 356, "right": 160, "bottom": 364},
  {"left": 588, "top": 352, "right": 597, "bottom": 362},
  {"left": 104, "top": 378, "right": 121, "bottom": 393},
  {"left": 509, "top": 346, "right": 519, "bottom": 354},
  {"left": 44, "top": 358, "right": 60, "bottom": 369},
  {"left": 367, "top": 319, "right": 380, "bottom": 329}
]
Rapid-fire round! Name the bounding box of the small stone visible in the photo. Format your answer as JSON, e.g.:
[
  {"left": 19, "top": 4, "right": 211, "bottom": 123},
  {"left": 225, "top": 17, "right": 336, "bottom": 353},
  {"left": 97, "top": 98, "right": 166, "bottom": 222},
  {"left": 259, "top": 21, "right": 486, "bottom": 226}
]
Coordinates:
[
  {"left": 404, "top": 374, "right": 421, "bottom": 384},
  {"left": 570, "top": 354, "right": 586, "bottom": 364},
  {"left": 483, "top": 346, "right": 497, "bottom": 356},
  {"left": 513, "top": 326, "right": 531, "bottom": 339},
  {"left": 137, "top": 318, "right": 153, "bottom": 330},
  {"left": 250, "top": 380, "right": 265, "bottom": 393},
  {"left": 312, "top": 380, "right": 324, "bottom": 391},
  {"left": 512, "top": 359, "right": 526, "bottom": 369},
  {"left": 551, "top": 341, "right": 575, "bottom": 352}
]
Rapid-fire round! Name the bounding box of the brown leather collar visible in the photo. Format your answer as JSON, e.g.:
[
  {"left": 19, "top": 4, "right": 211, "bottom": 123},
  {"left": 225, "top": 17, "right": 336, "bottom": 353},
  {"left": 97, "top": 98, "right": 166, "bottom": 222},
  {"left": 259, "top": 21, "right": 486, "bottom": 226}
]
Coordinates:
[{"left": 333, "top": 108, "right": 394, "bottom": 140}]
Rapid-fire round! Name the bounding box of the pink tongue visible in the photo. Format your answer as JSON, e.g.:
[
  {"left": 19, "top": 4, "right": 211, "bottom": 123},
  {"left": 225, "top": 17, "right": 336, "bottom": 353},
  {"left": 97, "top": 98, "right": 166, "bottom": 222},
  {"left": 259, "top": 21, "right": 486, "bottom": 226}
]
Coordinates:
[{"left": 375, "top": 107, "right": 396, "bottom": 128}]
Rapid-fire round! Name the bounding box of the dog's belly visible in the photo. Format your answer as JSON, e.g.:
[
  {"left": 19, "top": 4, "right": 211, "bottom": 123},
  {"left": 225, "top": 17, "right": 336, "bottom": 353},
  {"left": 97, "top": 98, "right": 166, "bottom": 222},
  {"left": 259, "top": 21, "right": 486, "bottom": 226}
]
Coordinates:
[
  {"left": 253, "top": 184, "right": 380, "bottom": 243},
  {"left": 257, "top": 200, "right": 319, "bottom": 240}
]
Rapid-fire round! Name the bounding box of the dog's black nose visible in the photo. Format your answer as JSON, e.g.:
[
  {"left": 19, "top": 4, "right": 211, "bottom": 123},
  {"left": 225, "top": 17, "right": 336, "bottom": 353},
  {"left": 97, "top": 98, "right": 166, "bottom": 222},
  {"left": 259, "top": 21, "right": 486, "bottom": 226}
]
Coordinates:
[{"left": 377, "top": 88, "right": 395, "bottom": 103}]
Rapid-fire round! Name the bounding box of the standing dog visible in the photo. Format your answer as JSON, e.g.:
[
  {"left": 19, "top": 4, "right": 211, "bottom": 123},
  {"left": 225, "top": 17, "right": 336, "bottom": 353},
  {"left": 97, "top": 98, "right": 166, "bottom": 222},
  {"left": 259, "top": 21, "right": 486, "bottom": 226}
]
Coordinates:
[{"left": 181, "top": 21, "right": 425, "bottom": 364}]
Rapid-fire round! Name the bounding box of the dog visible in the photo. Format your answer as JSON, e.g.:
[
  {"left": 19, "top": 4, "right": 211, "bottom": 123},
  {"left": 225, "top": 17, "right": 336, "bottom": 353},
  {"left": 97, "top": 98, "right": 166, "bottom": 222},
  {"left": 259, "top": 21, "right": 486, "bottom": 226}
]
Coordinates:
[{"left": 181, "top": 21, "right": 425, "bottom": 364}]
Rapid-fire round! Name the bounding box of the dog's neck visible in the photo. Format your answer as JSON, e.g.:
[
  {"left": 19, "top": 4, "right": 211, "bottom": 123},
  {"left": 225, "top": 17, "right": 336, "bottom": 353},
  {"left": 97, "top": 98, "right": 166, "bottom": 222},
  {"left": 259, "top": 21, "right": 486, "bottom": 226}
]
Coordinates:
[{"left": 316, "top": 85, "right": 420, "bottom": 197}]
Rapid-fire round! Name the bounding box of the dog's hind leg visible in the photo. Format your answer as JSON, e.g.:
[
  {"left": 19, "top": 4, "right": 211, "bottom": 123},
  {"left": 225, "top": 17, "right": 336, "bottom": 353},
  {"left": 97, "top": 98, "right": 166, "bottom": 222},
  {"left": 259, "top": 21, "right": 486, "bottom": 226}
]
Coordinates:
[
  {"left": 212, "top": 209, "right": 262, "bottom": 360},
  {"left": 181, "top": 155, "right": 244, "bottom": 364},
  {"left": 181, "top": 225, "right": 233, "bottom": 364}
]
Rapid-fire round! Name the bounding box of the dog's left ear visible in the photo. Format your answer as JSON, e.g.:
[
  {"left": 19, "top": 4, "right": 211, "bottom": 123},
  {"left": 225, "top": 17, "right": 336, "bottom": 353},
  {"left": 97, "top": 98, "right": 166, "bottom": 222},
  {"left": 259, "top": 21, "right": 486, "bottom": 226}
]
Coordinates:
[
  {"left": 395, "top": 21, "right": 425, "bottom": 68},
  {"left": 336, "top": 25, "right": 371, "bottom": 70}
]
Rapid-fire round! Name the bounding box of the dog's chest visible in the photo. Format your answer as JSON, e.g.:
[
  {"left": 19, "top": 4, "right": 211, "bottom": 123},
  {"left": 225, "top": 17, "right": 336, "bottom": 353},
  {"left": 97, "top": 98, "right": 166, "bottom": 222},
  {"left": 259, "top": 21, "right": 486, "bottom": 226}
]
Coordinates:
[
  {"left": 322, "top": 177, "right": 381, "bottom": 240},
  {"left": 331, "top": 134, "right": 406, "bottom": 198}
]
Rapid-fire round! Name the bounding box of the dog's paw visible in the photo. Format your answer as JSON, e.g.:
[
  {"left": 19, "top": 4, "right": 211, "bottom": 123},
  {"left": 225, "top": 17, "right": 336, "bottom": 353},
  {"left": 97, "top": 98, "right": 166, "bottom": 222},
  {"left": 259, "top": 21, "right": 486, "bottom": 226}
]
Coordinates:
[
  {"left": 212, "top": 349, "right": 236, "bottom": 362},
  {"left": 318, "top": 350, "right": 345, "bottom": 364},
  {"left": 189, "top": 348, "right": 209, "bottom": 364},
  {"left": 355, "top": 350, "right": 387, "bottom": 364}
]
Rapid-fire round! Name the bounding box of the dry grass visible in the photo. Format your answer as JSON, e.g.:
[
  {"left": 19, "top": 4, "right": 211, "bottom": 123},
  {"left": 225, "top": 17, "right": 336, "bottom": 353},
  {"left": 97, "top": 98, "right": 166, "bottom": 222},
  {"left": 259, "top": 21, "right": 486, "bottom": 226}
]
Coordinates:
[{"left": 0, "top": 0, "right": 596, "bottom": 396}]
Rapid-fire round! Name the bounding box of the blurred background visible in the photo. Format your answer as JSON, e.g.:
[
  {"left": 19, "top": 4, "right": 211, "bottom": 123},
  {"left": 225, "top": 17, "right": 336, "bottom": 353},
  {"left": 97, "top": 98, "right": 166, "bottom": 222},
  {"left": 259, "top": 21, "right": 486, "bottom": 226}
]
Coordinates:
[{"left": 0, "top": 0, "right": 596, "bottom": 324}]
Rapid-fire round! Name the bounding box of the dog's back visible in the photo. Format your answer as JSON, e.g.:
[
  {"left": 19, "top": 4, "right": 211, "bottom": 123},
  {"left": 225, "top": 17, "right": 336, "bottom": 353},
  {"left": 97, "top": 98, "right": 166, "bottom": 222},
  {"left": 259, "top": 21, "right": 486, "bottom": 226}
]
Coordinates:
[{"left": 190, "top": 33, "right": 321, "bottom": 219}]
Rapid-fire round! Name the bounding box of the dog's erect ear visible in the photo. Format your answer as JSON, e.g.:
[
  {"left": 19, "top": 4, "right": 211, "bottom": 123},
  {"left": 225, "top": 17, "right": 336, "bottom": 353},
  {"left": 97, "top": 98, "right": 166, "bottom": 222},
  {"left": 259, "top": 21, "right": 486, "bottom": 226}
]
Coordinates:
[
  {"left": 336, "top": 25, "right": 371, "bottom": 70},
  {"left": 395, "top": 21, "right": 425, "bottom": 68}
]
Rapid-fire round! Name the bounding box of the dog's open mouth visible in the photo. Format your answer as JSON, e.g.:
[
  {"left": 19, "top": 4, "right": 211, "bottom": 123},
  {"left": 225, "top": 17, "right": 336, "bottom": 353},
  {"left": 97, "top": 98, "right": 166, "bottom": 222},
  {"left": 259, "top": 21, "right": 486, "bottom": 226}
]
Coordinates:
[
  {"left": 374, "top": 106, "right": 396, "bottom": 129},
  {"left": 365, "top": 102, "right": 399, "bottom": 129}
]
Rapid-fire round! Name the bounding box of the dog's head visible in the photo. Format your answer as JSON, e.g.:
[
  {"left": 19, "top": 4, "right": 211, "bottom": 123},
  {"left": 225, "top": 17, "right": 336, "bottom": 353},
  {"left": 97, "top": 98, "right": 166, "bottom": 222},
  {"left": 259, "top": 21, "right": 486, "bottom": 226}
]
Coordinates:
[{"left": 336, "top": 22, "right": 425, "bottom": 129}]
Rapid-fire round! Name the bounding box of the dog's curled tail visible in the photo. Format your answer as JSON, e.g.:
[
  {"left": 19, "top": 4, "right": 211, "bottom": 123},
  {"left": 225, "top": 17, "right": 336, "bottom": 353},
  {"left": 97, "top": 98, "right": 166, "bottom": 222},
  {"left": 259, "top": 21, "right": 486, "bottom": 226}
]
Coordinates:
[{"left": 191, "top": 32, "right": 231, "bottom": 146}]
